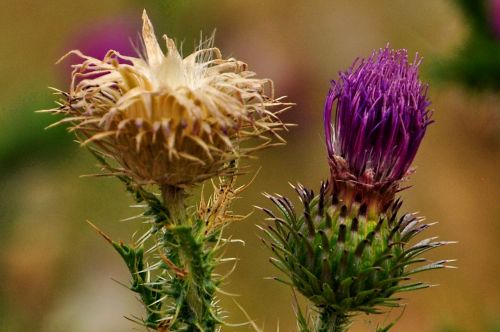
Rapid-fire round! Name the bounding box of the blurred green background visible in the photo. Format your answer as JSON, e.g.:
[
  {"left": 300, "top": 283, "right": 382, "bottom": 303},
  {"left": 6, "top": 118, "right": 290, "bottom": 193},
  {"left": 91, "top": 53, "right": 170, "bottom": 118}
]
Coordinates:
[{"left": 0, "top": 0, "right": 499, "bottom": 331}]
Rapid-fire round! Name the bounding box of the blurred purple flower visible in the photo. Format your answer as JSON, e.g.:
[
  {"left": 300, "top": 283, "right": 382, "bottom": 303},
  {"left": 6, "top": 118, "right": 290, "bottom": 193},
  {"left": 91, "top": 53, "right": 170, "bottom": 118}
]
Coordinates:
[
  {"left": 324, "top": 46, "right": 432, "bottom": 214},
  {"left": 58, "top": 14, "right": 139, "bottom": 82},
  {"left": 71, "top": 15, "right": 138, "bottom": 59},
  {"left": 489, "top": 0, "right": 500, "bottom": 39}
]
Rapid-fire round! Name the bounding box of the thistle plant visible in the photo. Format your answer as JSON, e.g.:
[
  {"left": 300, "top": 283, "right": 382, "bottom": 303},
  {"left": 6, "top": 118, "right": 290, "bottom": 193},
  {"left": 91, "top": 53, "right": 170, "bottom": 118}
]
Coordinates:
[
  {"left": 261, "top": 47, "right": 454, "bottom": 331},
  {"left": 43, "top": 11, "right": 288, "bottom": 331}
]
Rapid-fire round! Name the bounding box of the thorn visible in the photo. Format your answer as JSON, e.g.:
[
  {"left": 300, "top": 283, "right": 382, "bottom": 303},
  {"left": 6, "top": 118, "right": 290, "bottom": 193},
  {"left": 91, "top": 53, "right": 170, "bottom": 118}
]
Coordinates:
[
  {"left": 359, "top": 203, "right": 367, "bottom": 218},
  {"left": 304, "top": 210, "right": 315, "bottom": 237},
  {"left": 340, "top": 205, "right": 347, "bottom": 219},
  {"left": 86, "top": 220, "right": 113, "bottom": 245},
  {"left": 332, "top": 193, "right": 339, "bottom": 206},
  {"left": 351, "top": 217, "right": 359, "bottom": 232},
  {"left": 319, "top": 230, "right": 330, "bottom": 252},
  {"left": 374, "top": 217, "right": 383, "bottom": 233},
  {"left": 158, "top": 253, "right": 187, "bottom": 278},
  {"left": 338, "top": 224, "right": 346, "bottom": 243},
  {"left": 355, "top": 239, "right": 368, "bottom": 257}
]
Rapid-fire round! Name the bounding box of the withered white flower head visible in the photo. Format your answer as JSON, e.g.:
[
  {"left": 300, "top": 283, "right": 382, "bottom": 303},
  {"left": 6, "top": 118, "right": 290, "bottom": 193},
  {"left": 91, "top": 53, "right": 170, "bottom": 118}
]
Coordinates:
[{"left": 48, "top": 11, "right": 288, "bottom": 187}]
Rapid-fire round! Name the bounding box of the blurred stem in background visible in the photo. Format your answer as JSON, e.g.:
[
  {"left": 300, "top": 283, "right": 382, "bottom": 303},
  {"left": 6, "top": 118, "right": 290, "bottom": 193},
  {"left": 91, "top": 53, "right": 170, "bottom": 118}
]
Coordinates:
[
  {"left": 0, "top": 90, "right": 71, "bottom": 176},
  {"left": 430, "top": 0, "right": 500, "bottom": 90}
]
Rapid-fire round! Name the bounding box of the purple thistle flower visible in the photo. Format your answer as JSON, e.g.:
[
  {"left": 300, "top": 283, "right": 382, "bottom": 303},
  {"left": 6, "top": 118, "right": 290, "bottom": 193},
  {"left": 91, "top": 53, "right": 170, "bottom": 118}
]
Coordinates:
[{"left": 324, "top": 46, "right": 432, "bottom": 215}]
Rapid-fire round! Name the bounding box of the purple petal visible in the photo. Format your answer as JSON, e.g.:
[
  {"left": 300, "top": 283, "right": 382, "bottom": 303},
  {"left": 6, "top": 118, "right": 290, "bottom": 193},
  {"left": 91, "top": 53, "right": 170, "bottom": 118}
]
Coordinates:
[{"left": 323, "top": 46, "right": 432, "bottom": 187}]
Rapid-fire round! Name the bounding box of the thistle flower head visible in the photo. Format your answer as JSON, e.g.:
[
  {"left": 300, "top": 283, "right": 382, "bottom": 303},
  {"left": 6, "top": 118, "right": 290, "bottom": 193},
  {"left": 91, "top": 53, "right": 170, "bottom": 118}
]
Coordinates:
[
  {"left": 324, "top": 46, "right": 432, "bottom": 215},
  {"left": 48, "top": 11, "right": 287, "bottom": 188}
]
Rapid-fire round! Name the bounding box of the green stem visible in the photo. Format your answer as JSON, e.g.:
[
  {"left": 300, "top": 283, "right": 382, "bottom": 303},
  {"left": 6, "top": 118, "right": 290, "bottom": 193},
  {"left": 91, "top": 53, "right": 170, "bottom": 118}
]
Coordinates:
[
  {"left": 110, "top": 179, "right": 219, "bottom": 331},
  {"left": 159, "top": 185, "right": 218, "bottom": 331},
  {"left": 161, "top": 224, "right": 218, "bottom": 332},
  {"left": 316, "top": 307, "right": 349, "bottom": 332},
  {"left": 161, "top": 185, "right": 187, "bottom": 225}
]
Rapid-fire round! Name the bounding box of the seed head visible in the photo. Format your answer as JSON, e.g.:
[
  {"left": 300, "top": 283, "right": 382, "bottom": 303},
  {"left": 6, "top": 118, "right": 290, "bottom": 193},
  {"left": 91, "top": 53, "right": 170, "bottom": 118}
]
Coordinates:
[
  {"left": 47, "top": 11, "right": 288, "bottom": 187},
  {"left": 324, "top": 46, "right": 432, "bottom": 215}
]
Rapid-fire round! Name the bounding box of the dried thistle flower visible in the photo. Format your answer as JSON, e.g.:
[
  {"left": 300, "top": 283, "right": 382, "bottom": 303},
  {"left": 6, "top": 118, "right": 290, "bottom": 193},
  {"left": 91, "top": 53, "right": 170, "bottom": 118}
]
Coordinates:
[
  {"left": 324, "top": 46, "right": 432, "bottom": 217},
  {"left": 47, "top": 10, "right": 288, "bottom": 188}
]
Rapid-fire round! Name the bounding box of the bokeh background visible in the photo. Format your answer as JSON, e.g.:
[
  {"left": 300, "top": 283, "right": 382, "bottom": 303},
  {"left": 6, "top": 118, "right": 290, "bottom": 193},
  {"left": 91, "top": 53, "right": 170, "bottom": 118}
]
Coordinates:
[{"left": 0, "top": 0, "right": 499, "bottom": 331}]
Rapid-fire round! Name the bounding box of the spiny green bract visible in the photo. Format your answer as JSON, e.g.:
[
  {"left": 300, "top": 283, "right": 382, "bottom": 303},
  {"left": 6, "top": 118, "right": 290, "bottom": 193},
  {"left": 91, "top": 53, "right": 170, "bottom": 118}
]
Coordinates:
[{"left": 261, "top": 181, "right": 454, "bottom": 318}]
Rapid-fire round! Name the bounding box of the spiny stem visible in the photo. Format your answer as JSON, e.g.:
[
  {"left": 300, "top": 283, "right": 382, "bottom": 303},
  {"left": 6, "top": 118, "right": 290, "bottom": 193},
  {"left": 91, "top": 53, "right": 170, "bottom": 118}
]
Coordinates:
[
  {"left": 171, "top": 225, "right": 218, "bottom": 331},
  {"left": 157, "top": 185, "right": 219, "bottom": 331},
  {"left": 103, "top": 180, "right": 222, "bottom": 331},
  {"left": 316, "top": 307, "right": 349, "bottom": 332},
  {"left": 161, "top": 185, "right": 187, "bottom": 225}
]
